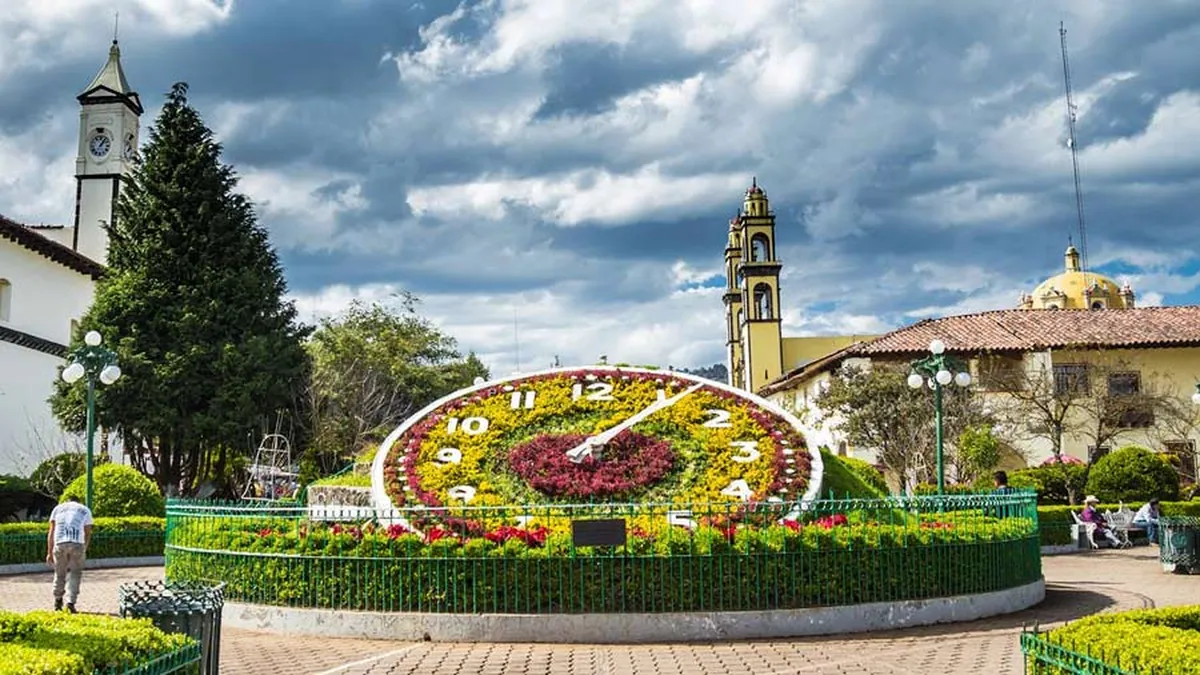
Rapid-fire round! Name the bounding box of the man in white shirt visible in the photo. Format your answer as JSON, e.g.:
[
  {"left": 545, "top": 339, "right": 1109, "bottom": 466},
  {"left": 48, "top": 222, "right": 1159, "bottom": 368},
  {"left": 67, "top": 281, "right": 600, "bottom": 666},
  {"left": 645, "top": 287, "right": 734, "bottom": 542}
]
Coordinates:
[
  {"left": 1133, "top": 498, "right": 1161, "bottom": 545},
  {"left": 46, "top": 495, "right": 93, "bottom": 613}
]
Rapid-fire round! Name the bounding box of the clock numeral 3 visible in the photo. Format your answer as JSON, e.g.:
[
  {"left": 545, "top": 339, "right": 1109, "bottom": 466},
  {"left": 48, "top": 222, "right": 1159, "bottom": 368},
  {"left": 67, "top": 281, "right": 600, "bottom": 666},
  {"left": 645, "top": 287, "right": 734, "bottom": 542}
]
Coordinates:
[
  {"left": 729, "top": 441, "right": 761, "bottom": 463},
  {"left": 446, "top": 416, "right": 490, "bottom": 435},
  {"left": 720, "top": 479, "right": 753, "bottom": 502},
  {"left": 572, "top": 382, "right": 614, "bottom": 401},
  {"left": 448, "top": 485, "right": 476, "bottom": 503},
  {"left": 435, "top": 448, "right": 462, "bottom": 465},
  {"left": 510, "top": 390, "right": 536, "bottom": 409},
  {"left": 703, "top": 409, "right": 733, "bottom": 428}
]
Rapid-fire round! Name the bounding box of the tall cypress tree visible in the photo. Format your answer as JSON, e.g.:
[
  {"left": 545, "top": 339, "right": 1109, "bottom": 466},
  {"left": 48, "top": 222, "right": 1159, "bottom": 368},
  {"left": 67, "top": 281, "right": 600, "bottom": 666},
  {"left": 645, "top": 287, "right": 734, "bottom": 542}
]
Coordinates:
[{"left": 52, "top": 83, "right": 310, "bottom": 495}]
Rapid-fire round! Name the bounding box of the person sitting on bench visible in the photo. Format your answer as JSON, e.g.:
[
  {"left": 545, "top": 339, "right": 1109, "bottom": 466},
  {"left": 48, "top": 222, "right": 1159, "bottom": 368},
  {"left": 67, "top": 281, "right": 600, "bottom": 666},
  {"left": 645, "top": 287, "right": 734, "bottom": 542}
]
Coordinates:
[
  {"left": 1081, "top": 495, "right": 1126, "bottom": 548},
  {"left": 1134, "top": 498, "right": 1161, "bottom": 545}
]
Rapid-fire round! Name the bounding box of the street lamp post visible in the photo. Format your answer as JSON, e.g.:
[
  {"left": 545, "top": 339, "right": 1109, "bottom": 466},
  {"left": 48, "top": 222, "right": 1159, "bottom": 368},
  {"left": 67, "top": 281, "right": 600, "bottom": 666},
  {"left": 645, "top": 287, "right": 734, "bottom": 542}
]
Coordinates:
[
  {"left": 906, "top": 339, "right": 971, "bottom": 495},
  {"left": 61, "top": 330, "right": 122, "bottom": 510}
]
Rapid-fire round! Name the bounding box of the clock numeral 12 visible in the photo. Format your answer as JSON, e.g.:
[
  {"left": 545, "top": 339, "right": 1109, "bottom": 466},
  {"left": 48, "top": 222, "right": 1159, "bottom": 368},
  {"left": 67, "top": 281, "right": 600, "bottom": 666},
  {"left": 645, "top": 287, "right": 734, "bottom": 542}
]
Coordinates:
[
  {"left": 572, "top": 382, "right": 614, "bottom": 401},
  {"left": 729, "top": 441, "right": 761, "bottom": 463},
  {"left": 510, "top": 390, "right": 536, "bottom": 409},
  {"left": 446, "top": 416, "right": 490, "bottom": 435},
  {"left": 720, "top": 479, "right": 753, "bottom": 502}
]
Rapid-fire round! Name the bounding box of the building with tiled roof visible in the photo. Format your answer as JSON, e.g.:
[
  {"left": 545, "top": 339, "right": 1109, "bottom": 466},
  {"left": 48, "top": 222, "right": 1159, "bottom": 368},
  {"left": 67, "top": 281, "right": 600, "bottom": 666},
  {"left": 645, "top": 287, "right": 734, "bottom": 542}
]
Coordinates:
[
  {"left": 756, "top": 306, "right": 1200, "bottom": 475},
  {"left": 0, "top": 40, "right": 140, "bottom": 476}
]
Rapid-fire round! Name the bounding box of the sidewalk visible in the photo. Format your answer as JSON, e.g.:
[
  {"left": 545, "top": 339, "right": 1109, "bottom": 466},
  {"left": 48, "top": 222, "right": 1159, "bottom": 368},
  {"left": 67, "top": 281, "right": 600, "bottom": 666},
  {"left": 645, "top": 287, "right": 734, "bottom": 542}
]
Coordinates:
[{"left": 0, "top": 548, "right": 1188, "bottom": 674}]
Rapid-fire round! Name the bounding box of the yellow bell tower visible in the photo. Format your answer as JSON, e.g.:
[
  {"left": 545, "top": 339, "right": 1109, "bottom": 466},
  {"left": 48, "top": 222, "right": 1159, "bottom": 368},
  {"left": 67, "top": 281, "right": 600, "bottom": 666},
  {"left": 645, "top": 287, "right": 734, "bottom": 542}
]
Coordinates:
[{"left": 724, "top": 179, "right": 784, "bottom": 392}]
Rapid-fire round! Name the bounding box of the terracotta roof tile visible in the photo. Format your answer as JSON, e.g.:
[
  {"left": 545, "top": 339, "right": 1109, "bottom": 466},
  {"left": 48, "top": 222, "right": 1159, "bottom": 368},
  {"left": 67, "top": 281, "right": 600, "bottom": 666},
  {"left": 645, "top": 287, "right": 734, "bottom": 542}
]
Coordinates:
[
  {"left": 0, "top": 214, "right": 105, "bottom": 279},
  {"left": 855, "top": 306, "right": 1200, "bottom": 356}
]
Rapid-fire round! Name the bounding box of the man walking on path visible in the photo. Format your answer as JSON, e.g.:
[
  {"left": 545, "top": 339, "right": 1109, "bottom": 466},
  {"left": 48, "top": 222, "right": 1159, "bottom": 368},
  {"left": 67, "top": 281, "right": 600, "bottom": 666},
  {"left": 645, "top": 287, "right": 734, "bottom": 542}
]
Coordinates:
[{"left": 46, "top": 496, "right": 93, "bottom": 613}]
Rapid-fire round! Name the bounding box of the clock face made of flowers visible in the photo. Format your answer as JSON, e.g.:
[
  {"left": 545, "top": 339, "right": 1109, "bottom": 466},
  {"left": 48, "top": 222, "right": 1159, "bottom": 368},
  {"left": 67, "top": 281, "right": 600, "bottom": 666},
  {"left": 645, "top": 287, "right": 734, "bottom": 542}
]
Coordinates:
[{"left": 370, "top": 367, "right": 824, "bottom": 515}]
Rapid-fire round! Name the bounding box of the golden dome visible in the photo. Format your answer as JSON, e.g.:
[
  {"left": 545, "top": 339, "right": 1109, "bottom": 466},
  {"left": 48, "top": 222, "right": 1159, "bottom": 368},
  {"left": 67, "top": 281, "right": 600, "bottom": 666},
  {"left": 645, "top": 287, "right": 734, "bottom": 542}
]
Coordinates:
[{"left": 1022, "top": 244, "right": 1135, "bottom": 310}]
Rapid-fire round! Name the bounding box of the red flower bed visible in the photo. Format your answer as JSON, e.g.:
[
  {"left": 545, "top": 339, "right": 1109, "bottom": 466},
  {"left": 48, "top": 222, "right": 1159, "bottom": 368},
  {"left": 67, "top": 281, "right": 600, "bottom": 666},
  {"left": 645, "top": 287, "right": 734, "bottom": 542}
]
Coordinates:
[{"left": 508, "top": 431, "right": 675, "bottom": 499}]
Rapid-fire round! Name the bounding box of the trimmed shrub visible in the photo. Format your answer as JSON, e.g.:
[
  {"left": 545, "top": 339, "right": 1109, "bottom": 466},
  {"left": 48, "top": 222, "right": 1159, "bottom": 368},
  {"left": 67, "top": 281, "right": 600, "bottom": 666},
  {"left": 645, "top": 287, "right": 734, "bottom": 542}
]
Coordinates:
[
  {"left": 0, "top": 517, "right": 164, "bottom": 565},
  {"left": 1085, "top": 445, "right": 1179, "bottom": 504},
  {"left": 60, "top": 464, "right": 164, "bottom": 517},
  {"left": 1011, "top": 464, "right": 1088, "bottom": 505},
  {"left": 0, "top": 610, "right": 193, "bottom": 675},
  {"left": 1026, "top": 605, "right": 1200, "bottom": 674},
  {"left": 836, "top": 456, "right": 890, "bottom": 495},
  {"left": 819, "top": 451, "right": 887, "bottom": 498}
]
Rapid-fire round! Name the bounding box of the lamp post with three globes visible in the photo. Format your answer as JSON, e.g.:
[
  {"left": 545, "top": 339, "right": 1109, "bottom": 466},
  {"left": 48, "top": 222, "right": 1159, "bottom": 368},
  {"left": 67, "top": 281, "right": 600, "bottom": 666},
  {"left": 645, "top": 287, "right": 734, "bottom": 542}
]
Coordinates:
[
  {"left": 907, "top": 339, "right": 971, "bottom": 496},
  {"left": 60, "top": 330, "right": 122, "bottom": 511}
]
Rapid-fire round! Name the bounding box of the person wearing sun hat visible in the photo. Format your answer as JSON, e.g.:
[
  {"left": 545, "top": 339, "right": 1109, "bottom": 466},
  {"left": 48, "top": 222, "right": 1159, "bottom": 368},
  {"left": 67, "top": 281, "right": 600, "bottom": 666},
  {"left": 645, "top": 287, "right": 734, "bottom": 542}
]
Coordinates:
[{"left": 1080, "top": 495, "right": 1126, "bottom": 548}]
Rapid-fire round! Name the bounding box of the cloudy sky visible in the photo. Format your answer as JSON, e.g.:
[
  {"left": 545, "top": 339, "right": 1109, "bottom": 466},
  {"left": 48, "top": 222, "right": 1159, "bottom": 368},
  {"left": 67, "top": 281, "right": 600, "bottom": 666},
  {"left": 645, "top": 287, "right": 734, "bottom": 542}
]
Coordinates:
[{"left": 3, "top": 0, "right": 1200, "bottom": 376}]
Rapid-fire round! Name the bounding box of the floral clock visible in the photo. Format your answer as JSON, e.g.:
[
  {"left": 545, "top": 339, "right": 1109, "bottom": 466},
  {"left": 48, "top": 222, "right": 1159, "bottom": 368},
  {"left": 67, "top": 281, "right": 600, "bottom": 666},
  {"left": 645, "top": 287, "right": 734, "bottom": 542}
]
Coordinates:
[{"left": 371, "top": 367, "right": 823, "bottom": 521}]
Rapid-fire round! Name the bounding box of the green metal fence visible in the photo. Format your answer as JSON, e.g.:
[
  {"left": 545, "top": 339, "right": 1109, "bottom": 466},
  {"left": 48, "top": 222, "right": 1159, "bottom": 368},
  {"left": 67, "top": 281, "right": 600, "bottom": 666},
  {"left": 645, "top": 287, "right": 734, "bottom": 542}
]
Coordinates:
[
  {"left": 0, "top": 529, "right": 165, "bottom": 566},
  {"left": 100, "top": 642, "right": 201, "bottom": 675},
  {"left": 165, "top": 492, "right": 1041, "bottom": 614},
  {"left": 1020, "top": 630, "right": 1136, "bottom": 675}
]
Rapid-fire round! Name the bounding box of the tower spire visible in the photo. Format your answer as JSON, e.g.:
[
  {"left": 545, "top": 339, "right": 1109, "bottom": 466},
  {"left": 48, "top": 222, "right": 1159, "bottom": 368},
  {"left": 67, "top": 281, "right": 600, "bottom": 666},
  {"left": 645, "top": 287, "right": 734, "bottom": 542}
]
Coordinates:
[{"left": 113, "top": 10, "right": 120, "bottom": 44}]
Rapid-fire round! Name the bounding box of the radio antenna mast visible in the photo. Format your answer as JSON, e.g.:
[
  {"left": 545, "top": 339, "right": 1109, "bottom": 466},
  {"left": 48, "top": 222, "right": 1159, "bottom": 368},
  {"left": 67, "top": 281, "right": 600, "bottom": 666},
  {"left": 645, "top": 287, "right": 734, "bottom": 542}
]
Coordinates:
[{"left": 1060, "top": 21, "right": 1090, "bottom": 277}]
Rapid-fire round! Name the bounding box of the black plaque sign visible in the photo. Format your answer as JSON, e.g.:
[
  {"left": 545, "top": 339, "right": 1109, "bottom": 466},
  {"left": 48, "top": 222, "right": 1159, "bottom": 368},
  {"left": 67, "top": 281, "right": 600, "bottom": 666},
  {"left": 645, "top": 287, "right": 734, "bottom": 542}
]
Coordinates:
[{"left": 571, "top": 518, "right": 627, "bottom": 547}]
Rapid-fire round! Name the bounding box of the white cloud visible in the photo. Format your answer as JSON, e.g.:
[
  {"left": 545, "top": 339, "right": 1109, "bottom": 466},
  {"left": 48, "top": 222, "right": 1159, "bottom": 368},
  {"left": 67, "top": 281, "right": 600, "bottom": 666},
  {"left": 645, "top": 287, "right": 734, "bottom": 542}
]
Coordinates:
[
  {"left": 238, "top": 166, "right": 366, "bottom": 249},
  {"left": 0, "top": 116, "right": 76, "bottom": 226},
  {"left": 407, "top": 163, "right": 747, "bottom": 227}
]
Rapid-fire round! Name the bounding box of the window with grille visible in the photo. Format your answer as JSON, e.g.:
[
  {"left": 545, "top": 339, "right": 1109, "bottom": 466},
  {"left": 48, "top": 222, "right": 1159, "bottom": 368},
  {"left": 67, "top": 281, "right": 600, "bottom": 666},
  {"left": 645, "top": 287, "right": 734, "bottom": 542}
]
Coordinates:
[{"left": 1053, "top": 364, "right": 1089, "bottom": 395}]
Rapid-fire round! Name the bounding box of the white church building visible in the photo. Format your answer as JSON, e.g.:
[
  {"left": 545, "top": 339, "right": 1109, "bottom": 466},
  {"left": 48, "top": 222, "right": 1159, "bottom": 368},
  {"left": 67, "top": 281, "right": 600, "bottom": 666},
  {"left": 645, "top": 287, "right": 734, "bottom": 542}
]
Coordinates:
[{"left": 0, "top": 40, "right": 141, "bottom": 476}]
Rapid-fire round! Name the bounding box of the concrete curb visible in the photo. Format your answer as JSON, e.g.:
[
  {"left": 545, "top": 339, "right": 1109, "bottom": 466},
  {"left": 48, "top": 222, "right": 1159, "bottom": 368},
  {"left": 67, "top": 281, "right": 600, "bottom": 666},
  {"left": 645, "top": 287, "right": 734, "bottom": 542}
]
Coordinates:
[
  {"left": 0, "top": 556, "right": 164, "bottom": 576},
  {"left": 223, "top": 578, "right": 1046, "bottom": 643},
  {"left": 1040, "top": 544, "right": 1085, "bottom": 556}
]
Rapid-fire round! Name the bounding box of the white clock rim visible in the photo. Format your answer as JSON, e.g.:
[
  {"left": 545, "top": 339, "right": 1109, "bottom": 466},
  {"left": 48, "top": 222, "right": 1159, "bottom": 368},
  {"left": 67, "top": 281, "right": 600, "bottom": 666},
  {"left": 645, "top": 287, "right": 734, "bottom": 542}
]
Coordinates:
[
  {"left": 90, "top": 134, "right": 112, "bottom": 157},
  {"left": 370, "top": 365, "right": 826, "bottom": 516}
]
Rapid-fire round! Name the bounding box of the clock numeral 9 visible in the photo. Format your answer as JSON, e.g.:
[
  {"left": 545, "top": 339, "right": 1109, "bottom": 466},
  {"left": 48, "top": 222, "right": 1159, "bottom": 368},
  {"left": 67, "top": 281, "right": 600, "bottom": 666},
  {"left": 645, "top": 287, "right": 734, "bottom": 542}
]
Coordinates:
[
  {"left": 729, "top": 441, "right": 761, "bottom": 463},
  {"left": 510, "top": 390, "right": 537, "bottom": 409},
  {"left": 446, "top": 416, "right": 490, "bottom": 435},
  {"left": 720, "top": 479, "right": 753, "bottom": 502},
  {"left": 571, "top": 382, "right": 614, "bottom": 401},
  {"left": 434, "top": 448, "right": 462, "bottom": 465},
  {"left": 703, "top": 409, "right": 732, "bottom": 428}
]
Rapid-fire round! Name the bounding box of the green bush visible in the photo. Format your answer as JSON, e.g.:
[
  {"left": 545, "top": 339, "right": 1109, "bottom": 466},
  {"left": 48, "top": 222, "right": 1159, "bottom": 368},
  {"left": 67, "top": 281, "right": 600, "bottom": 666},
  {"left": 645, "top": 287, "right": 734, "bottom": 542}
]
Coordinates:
[
  {"left": 835, "top": 456, "right": 889, "bottom": 495},
  {"left": 0, "top": 517, "right": 165, "bottom": 565},
  {"left": 818, "top": 451, "right": 887, "bottom": 498},
  {"left": 29, "top": 453, "right": 104, "bottom": 500},
  {"left": 1026, "top": 605, "right": 1200, "bottom": 674},
  {"left": 1012, "top": 464, "right": 1088, "bottom": 505},
  {"left": 1085, "top": 445, "right": 1179, "bottom": 504},
  {"left": 60, "top": 464, "right": 164, "bottom": 517},
  {"left": 0, "top": 610, "right": 194, "bottom": 675},
  {"left": 308, "top": 472, "right": 371, "bottom": 488}
]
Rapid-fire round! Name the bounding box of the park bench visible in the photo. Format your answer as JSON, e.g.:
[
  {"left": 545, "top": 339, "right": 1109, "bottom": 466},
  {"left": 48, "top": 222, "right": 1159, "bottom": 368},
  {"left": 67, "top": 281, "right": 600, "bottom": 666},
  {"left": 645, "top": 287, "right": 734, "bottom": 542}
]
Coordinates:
[{"left": 1070, "top": 511, "right": 1098, "bottom": 549}]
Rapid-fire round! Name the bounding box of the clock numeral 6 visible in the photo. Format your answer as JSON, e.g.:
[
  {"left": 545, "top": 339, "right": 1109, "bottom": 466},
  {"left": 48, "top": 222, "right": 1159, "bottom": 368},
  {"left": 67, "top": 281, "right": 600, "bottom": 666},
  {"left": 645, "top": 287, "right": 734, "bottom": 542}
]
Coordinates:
[
  {"left": 667, "top": 510, "right": 697, "bottom": 530},
  {"left": 446, "top": 416, "right": 490, "bottom": 435},
  {"left": 434, "top": 448, "right": 462, "bottom": 465},
  {"left": 720, "top": 479, "right": 753, "bottom": 502},
  {"left": 510, "top": 390, "right": 537, "bottom": 409},
  {"left": 729, "top": 441, "right": 761, "bottom": 463},
  {"left": 448, "top": 485, "right": 476, "bottom": 504},
  {"left": 702, "top": 409, "right": 733, "bottom": 428},
  {"left": 571, "top": 382, "right": 614, "bottom": 401}
]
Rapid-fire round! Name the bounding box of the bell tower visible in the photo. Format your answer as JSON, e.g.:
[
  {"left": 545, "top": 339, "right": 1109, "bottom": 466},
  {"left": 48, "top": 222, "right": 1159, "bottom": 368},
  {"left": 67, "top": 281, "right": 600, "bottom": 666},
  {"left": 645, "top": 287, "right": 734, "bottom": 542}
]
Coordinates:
[
  {"left": 724, "top": 214, "right": 746, "bottom": 388},
  {"left": 74, "top": 38, "right": 142, "bottom": 265},
  {"left": 723, "top": 179, "right": 784, "bottom": 393}
]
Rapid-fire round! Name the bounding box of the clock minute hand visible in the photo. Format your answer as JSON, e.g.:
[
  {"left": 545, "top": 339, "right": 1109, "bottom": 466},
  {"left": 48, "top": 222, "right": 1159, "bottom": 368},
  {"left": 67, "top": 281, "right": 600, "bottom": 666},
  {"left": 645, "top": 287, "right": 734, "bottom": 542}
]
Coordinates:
[{"left": 566, "top": 382, "right": 704, "bottom": 463}]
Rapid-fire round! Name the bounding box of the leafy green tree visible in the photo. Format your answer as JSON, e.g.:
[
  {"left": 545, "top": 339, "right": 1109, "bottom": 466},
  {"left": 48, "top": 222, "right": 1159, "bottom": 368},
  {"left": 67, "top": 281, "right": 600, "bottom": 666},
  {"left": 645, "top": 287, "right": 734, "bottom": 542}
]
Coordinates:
[
  {"left": 1085, "top": 445, "right": 1179, "bottom": 503},
  {"left": 955, "top": 425, "right": 1002, "bottom": 484},
  {"left": 298, "top": 294, "right": 488, "bottom": 480},
  {"left": 51, "top": 83, "right": 309, "bottom": 495}
]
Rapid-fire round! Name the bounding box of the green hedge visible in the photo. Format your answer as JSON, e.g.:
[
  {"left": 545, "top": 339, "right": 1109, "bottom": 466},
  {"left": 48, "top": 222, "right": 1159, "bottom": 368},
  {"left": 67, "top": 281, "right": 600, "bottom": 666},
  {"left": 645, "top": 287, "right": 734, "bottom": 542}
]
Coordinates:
[
  {"left": 165, "top": 504, "right": 1041, "bottom": 613},
  {"left": 1023, "top": 605, "right": 1200, "bottom": 674},
  {"left": 0, "top": 518, "right": 164, "bottom": 566},
  {"left": 0, "top": 610, "right": 196, "bottom": 675}
]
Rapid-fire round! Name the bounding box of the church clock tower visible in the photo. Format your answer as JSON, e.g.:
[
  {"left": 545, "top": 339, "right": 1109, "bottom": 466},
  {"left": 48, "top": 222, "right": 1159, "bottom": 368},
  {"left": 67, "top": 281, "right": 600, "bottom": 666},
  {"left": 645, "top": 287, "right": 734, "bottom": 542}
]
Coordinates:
[
  {"left": 74, "top": 39, "right": 142, "bottom": 265},
  {"left": 723, "top": 179, "right": 784, "bottom": 393}
]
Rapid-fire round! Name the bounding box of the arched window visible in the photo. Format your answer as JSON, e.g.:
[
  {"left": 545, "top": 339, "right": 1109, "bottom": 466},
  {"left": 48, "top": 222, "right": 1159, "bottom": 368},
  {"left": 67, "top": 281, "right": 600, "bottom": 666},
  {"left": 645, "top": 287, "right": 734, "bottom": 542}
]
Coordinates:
[
  {"left": 1091, "top": 301, "right": 1104, "bottom": 310},
  {"left": 0, "top": 279, "right": 10, "bottom": 322},
  {"left": 736, "top": 308, "right": 744, "bottom": 327},
  {"left": 753, "top": 283, "right": 774, "bottom": 320},
  {"left": 750, "top": 234, "right": 770, "bottom": 262}
]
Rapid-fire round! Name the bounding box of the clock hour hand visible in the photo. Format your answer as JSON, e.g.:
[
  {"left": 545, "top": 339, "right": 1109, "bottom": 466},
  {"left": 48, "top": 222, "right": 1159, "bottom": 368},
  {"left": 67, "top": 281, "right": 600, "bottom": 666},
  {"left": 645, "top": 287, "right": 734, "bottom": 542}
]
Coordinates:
[{"left": 566, "top": 382, "right": 704, "bottom": 463}]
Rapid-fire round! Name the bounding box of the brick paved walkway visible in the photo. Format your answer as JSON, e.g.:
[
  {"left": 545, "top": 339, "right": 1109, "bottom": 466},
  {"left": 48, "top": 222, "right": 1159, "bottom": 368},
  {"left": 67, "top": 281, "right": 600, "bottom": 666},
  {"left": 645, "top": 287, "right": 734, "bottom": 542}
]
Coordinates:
[{"left": 0, "top": 548, "right": 1190, "bottom": 674}]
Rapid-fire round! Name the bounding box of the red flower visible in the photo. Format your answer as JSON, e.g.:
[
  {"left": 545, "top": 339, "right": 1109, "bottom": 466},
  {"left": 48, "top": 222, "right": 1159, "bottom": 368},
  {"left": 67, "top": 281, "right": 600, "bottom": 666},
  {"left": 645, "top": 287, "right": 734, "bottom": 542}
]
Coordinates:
[
  {"left": 508, "top": 432, "right": 675, "bottom": 499},
  {"left": 484, "top": 525, "right": 549, "bottom": 547},
  {"left": 257, "top": 528, "right": 274, "bottom": 537},
  {"left": 782, "top": 520, "right": 801, "bottom": 532},
  {"left": 921, "top": 521, "right": 955, "bottom": 530},
  {"left": 424, "top": 527, "right": 457, "bottom": 544},
  {"left": 386, "top": 524, "right": 411, "bottom": 539},
  {"left": 814, "top": 514, "right": 848, "bottom": 529}
]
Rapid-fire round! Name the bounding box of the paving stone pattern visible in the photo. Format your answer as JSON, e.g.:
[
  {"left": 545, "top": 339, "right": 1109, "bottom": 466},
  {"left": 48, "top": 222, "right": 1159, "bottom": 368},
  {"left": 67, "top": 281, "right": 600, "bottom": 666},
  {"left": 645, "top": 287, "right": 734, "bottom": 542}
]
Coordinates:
[{"left": 0, "top": 548, "right": 1189, "bottom": 675}]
